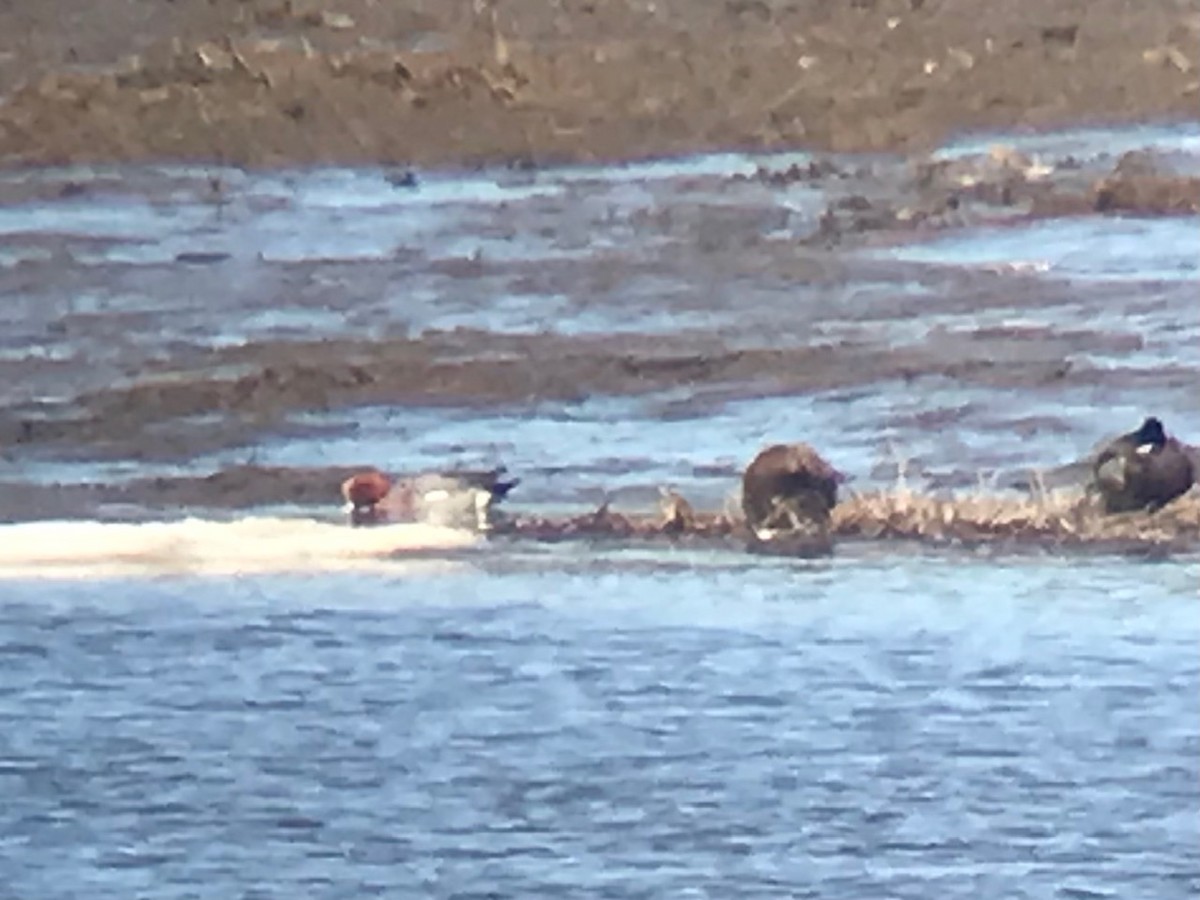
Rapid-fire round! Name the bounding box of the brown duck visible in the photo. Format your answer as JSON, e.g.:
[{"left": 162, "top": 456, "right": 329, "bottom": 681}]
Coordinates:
[{"left": 742, "top": 442, "right": 844, "bottom": 539}]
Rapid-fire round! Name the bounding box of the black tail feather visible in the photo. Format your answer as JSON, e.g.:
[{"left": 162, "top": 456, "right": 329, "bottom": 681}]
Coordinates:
[{"left": 492, "top": 478, "right": 520, "bottom": 499}]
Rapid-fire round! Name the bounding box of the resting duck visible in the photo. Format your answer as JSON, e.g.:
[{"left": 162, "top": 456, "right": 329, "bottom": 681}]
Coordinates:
[
  {"left": 1091, "top": 417, "right": 1194, "bottom": 513},
  {"left": 742, "top": 442, "right": 845, "bottom": 540},
  {"left": 341, "top": 467, "right": 520, "bottom": 530}
]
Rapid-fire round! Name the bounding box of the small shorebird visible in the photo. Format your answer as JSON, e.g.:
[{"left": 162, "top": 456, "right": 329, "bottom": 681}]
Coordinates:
[
  {"left": 341, "top": 467, "right": 520, "bottom": 530},
  {"left": 1091, "top": 417, "right": 1194, "bottom": 513}
]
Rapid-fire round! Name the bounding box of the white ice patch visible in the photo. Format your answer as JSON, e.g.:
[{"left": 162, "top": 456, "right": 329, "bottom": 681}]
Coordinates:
[{"left": 0, "top": 516, "right": 481, "bottom": 580}]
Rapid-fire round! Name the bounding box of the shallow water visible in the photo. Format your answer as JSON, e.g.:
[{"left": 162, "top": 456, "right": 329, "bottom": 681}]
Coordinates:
[
  {"left": 2, "top": 549, "right": 1198, "bottom": 898},
  {"left": 2, "top": 123, "right": 1200, "bottom": 896},
  {"left": 2, "top": 124, "right": 1198, "bottom": 504},
  {"left": 882, "top": 216, "right": 1200, "bottom": 283}
]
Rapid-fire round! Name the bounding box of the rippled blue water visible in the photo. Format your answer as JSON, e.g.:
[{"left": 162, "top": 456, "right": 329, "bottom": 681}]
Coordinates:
[
  {"left": 2, "top": 549, "right": 1197, "bottom": 898},
  {"left": 5, "top": 125, "right": 1199, "bottom": 506},
  {"left": 3, "top": 122, "right": 1199, "bottom": 895},
  {"left": 883, "top": 216, "right": 1200, "bottom": 282}
]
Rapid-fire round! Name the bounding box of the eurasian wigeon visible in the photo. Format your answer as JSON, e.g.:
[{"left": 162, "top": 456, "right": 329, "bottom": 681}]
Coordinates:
[{"left": 341, "top": 467, "right": 520, "bottom": 530}]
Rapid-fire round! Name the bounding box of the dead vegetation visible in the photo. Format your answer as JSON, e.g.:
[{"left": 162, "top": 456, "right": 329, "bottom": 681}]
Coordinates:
[
  {"left": 499, "top": 484, "right": 1200, "bottom": 557},
  {"left": 833, "top": 484, "right": 1200, "bottom": 551}
]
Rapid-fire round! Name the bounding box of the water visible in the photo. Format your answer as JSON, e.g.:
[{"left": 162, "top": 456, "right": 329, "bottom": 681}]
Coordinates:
[
  {"left": 2, "top": 125, "right": 1199, "bottom": 896},
  {"left": 1, "top": 551, "right": 1197, "bottom": 897},
  {"left": 883, "top": 217, "right": 1200, "bottom": 283},
  {"left": 2, "top": 126, "right": 1197, "bottom": 502}
]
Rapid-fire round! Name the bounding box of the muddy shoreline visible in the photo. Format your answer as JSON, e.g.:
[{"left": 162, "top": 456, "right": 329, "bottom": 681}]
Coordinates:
[
  {"left": 1, "top": 0, "right": 1197, "bottom": 550},
  {"left": 4, "top": 468, "right": 1196, "bottom": 557},
  {"left": 1, "top": 136, "right": 1197, "bottom": 534},
  {"left": 1, "top": 0, "right": 1198, "bottom": 169},
  {"left": 2, "top": 147, "right": 1196, "bottom": 464}
]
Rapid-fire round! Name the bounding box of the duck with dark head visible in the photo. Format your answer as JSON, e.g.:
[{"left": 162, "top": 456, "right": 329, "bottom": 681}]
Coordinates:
[
  {"left": 741, "top": 442, "right": 844, "bottom": 552},
  {"left": 1091, "top": 416, "right": 1194, "bottom": 514}
]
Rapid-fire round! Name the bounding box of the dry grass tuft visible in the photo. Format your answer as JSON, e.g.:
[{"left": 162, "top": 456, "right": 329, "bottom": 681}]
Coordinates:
[
  {"left": 832, "top": 484, "right": 1200, "bottom": 551},
  {"left": 501, "top": 485, "right": 1200, "bottom": 556}
]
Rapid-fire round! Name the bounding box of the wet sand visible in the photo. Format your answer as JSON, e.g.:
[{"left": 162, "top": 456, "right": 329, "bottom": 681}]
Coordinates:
[{"left": 0, "top": 0, "right": 1197, "bottom": 168}]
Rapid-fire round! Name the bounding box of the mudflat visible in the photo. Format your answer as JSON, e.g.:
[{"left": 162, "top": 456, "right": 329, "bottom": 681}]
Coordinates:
[
  {"left": 1, "top": 1, "right": 1197, "bottom": 551},
  {"left": 0, "top": 0, "right": 1197, "bottom": 168}
]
